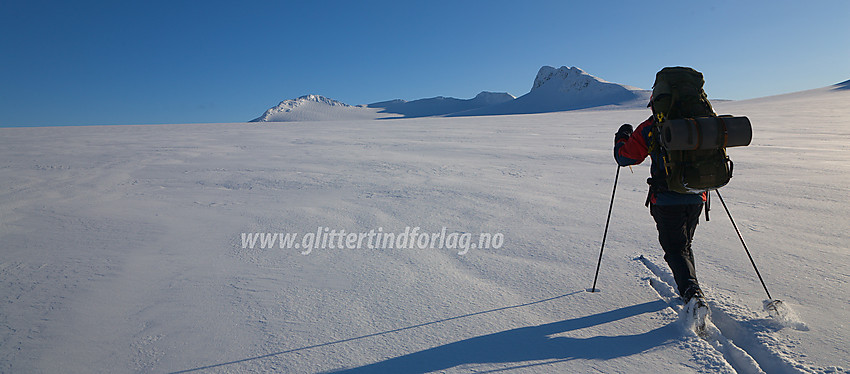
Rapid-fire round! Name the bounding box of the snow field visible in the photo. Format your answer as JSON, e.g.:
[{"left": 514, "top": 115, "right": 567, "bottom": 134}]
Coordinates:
[{"left": 0, "top": 85, "right": 848, "bottom": 373}]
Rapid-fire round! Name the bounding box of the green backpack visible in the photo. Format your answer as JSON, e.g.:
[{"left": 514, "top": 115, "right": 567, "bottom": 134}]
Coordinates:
[{"left": 649, "top": 67, "right": 733, "bottom": 194}]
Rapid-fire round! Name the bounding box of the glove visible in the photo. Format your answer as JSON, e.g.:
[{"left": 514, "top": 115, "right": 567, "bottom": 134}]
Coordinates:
[{"left": 615, "top": 124, "right": 633, "bottom": 143}]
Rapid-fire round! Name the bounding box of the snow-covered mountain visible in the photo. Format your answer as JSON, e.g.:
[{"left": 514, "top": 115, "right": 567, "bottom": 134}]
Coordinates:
[
  {"left": 251, "top": 66, "right": 649, "bottom": 122},
  {"left": 450, "top": 66, "right": 650, "bottom": 116},
  {"left": 368, "top": 91, "right": 515, "bottom": 118},
  {"left": 250, "top": 95, "right": 399, "bottom": 122}
]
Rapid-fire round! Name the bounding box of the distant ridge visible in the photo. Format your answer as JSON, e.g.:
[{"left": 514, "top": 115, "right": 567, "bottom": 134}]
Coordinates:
[
  {"left": 250, "top": 66, "right": 651, "bottom": 122},
  {"left": 368, "top": 91, "right": 515, "bottom": 118}
]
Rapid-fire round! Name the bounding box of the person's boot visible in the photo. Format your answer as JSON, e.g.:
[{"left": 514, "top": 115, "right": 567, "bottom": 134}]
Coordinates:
[{"left": 682, "top": 285, "right": 704, "bottom": 304}]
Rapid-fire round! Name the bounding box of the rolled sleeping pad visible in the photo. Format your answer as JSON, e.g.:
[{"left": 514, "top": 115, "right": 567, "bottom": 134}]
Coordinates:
[{"left": 660, "top": 115, "right": 752, "bottom": 150}]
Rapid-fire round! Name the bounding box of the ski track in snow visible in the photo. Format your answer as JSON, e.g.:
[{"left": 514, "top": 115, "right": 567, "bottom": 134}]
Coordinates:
[{"left": 637, "top": 255, "right": 844, "bottom": 374}]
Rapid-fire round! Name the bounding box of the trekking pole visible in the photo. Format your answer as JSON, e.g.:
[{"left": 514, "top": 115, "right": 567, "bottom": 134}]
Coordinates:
[
  {"left": 590, "top": 166, "right": 621, "bottom": 293},
  {"left": 715, "top": 190, "right": 776, "bottom": 302}
]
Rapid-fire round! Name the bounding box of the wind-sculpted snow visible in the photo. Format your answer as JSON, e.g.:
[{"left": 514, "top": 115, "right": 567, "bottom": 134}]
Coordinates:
[{"left": 1, "top": 83, "right": 848, "bottom": 373}]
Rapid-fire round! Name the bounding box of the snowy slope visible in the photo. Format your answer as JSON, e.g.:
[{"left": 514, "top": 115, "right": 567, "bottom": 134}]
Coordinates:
[
  {"left": 1, "top": 83, "right": 849, "bottom": 373},
  {"left": 450, "top": 66, "right": 651, "bottom": 116}
]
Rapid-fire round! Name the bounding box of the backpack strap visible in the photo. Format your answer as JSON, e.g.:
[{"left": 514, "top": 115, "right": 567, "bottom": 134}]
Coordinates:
[
  {"left": 667, "top": 83, "right": 681, "bottom": 120},
  {"left": 647, "top": 119, "right": 660, "bottom": 154},
  {"left": 717, "top": 116, "right": 729, "bottom": 147},
  {"left": 686, "top": 118, "right": 699, "bottom": 150}
]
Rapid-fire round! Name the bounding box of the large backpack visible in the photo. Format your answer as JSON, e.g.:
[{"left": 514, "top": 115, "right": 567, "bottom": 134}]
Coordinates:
[{"left": 649, "top": 67, "right": 737, "bottom": 194}]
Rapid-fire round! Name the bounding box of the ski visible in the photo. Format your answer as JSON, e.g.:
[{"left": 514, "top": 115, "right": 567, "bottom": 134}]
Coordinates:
[{"left": 685, "top": 297, "right": 711, "bottom": 339}]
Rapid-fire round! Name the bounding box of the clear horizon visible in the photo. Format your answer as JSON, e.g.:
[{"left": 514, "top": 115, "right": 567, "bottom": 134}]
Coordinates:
[{"left": 2, "top": 0, "right": 848, "bottom": 127}]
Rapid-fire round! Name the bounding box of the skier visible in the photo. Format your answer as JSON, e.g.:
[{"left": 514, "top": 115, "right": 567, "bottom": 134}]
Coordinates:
[{"left": 614, "top": 120, "right": 705, "bottom": 304}]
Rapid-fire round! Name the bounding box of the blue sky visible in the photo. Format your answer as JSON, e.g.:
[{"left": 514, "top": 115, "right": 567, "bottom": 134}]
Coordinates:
[{"left": 1, "top": 0, "right": 848, "bottom": 126}]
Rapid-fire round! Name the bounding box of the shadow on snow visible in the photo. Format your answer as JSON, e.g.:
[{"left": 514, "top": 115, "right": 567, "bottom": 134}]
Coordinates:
[
  {"left": 329, "top": 299, "right": 673, "bottom": 373},
  {"left": 170, "top": 292, "right": 674, "bottom": 373}
]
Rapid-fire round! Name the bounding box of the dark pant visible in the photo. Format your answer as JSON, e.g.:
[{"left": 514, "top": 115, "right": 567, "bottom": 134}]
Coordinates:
[{"left": 650, "top": 203, "right": 703, "bottom": 297}]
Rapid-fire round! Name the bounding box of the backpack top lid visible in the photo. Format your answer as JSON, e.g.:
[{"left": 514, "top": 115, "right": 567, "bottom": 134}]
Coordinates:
[
  {"left": 651, "top": 67, "right": 704, "bottom": 99},
  {"left": 649, "top": 67, "right": 715, "bottom": 121}
]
